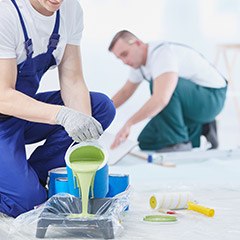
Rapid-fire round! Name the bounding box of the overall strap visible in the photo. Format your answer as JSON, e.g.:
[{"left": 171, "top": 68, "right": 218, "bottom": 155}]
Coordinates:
[
  {"left": 10, "top": 0, "right": 33, "bottom": 58},
  {"left": 140, "top": 43, "right": 166, "bottom": 83},
  {"left": 139, "top": 68, "right": 151, "bottom": 83},
  {"left": 47, "top": 10, "right": 60, "bottom": 54}
]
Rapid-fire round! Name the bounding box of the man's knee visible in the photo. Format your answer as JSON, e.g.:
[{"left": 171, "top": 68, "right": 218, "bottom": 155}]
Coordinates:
[
  {"left": 21, "top": 185, "right": 47, "bottom": 215},
  {"left": 2, "top": 184, "right": 47, "bottom": 218},
  {"left": 137, "top": 128, "right": 157, "bottom": 150},
  {"left": 91, "top": 92, "right": 116, "bottom": 130}
]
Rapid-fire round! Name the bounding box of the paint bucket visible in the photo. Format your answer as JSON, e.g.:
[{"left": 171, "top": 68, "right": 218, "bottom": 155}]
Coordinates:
[
  {"left": 65, "top": 141, "right": 109, "bottom": 198},
  {"left": 106, "top": 174, "right": 129, "bottom": 197},
  {"left": 47, "top": 167, "right": 68, "bottom": 198},
  {"left": 55, "top": 177, "right": 69, "bottom": 194}
]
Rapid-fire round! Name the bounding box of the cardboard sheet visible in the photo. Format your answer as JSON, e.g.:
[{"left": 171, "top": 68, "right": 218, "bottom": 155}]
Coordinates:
[{"left": 98, "top": 132, "right": 138, "bottom": 165}]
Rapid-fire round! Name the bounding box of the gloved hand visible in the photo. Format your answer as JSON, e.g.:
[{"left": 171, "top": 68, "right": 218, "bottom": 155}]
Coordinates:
[{"left": 56, "top": 106, "right": 103, "bottom": 142}]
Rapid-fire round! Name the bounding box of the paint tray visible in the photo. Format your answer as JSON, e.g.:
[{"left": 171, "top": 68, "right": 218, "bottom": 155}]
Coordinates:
[{"left": 35, "top": 195, "right": 117, "bottom": 239}]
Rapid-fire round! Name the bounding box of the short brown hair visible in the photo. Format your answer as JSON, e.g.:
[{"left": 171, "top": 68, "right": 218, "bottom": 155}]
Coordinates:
[{"left": 108, "top": 30, "right": 138, "bottom": 51}]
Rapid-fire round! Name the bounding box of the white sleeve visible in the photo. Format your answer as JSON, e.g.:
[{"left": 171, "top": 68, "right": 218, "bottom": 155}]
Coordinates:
[
  {"left": 66, "top": 0, "right": 84, "bottom": 45},
  {"left": 128, "top": 68, "right": 144, "bottom": 83},
  {"left": 150, "top": 45, "right": 179, "bottom": 79},
  {"left": 0, "top": 8, "right": 17, "bottom": 59}
]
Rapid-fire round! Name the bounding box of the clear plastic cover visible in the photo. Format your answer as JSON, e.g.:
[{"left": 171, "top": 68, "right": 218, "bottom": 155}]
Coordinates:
[{"left": 6, "top": 188, "right": 130, "bottom": 239}]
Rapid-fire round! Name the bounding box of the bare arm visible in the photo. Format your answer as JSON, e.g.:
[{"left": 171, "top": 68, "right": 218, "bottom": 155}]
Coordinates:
[
  {"left": 112, "top": 80, "right": 140, "bottom": 108},
  {"left": 0, "top": 58, "right": 61, "bottom": 124},
  {"left": 126, "top": 72, "right": 178, "bottom": 125},
  {"left": 58, "top": 44, "right": 91, "bottom": 116},
  {"left": 111, "top": 72, "right": 178, "bottom": 148}
]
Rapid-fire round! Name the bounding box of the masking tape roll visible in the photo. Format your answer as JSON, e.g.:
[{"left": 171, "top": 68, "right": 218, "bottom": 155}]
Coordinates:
[{"left": 150, "top": 192, "right": 194, "bottom": 210}]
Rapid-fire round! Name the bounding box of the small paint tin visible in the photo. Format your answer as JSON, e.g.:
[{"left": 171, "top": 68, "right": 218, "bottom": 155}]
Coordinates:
[
  {"left": 47, "top": 167, "right": 68, "bottom": 198},
  {"left": 55, "top": 177, "right": 69, "bottom": 194},
  {"left": 106, "top": 174, "right": 129, "bottom": 197}
]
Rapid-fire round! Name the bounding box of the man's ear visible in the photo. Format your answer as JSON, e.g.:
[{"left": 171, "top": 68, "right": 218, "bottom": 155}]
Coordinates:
[
  {"left": 128, "top": 39, "right": 136, "bottom": 45},
  {"left": 135, "top": 40, "right": 141, "bottom": 46},
  {"left": 128, "top": 38, "right": 141, "bottom": 46}
]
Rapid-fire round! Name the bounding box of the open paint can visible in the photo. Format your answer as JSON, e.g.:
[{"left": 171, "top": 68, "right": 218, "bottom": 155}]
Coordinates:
[{"left": 65, "top": 141, "right": 109, "bottom": 198}]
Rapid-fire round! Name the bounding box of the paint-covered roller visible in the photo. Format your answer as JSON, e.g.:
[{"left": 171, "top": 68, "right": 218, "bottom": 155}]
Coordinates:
[{"left": 149, "top": 192, "right": 194, "bottom": 210}]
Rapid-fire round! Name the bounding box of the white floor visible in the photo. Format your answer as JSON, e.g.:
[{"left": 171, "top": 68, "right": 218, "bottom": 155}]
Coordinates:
[
  {"left": 217, "top": 90, "right": 240, "bottom": 149},
  {"left": 1, "top": 89, "right": 240, "bottom": 240},
  {"left": 3, "top": 151, "right": 240, "bottom": 240}
]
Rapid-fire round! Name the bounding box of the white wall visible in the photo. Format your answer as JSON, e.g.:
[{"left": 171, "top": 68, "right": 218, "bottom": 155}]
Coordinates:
[{"left": 38, "top": 0, "right": 240, "bottom": 146}]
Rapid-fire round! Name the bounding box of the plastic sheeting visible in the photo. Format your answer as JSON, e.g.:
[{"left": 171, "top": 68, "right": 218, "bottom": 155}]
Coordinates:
[
  {"left": 1, "top": 154, "right": 240, "bottom": 240},
  {"left": 1, "top": 188, "right": 129, "bottom": 240}
]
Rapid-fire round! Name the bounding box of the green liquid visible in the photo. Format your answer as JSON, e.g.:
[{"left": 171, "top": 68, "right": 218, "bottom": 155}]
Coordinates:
[{"left": 69, "top": 146, "right": 104, "bottom": 217}]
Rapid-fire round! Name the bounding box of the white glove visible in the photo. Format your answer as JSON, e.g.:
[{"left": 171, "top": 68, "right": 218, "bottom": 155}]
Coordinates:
[{"left": 56, "top": 106, "right": 103, "bottom": 142}]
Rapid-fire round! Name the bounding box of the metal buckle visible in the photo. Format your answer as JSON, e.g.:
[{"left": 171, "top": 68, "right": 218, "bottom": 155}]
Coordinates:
[
  {"left": 24, "top": 39, "right": 33, "bottom": 57},
  {"left": 48, "top": 33, "right": 60, "bottom": 49}
]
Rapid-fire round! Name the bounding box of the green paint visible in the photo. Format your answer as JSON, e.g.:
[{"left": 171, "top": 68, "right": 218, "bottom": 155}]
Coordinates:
[
  {"left": 69, "top": 146, "right": 104, "bottom": 217},
  {"left": 143, "top": 215, "right": 177, "bottom": 222}
]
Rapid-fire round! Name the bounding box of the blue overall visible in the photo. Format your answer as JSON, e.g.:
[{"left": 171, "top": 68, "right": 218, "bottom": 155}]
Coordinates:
[{"left": 0, "top": 0, "right": 115, "bottom": 218}]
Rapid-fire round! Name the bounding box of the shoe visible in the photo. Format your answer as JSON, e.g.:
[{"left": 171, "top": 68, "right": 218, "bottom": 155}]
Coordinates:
[
  {"left": 0, "top": 212, "right": 9, "bottom": 218},
  {"left": 157, "top": 142, "right": 192, "bottom": 153},
  {"left": 202, "top": 120, "right": 218, "bottom": 149}
]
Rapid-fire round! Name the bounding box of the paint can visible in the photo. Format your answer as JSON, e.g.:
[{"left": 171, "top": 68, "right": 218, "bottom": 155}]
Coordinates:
[
  {"left": 47, "top": 167, "right": 68, "bottom": 198},
  {"left": 65, "top": 141, "right": 109, "bottom": 198},
  {"left": 55, "top": 177, "right": 69, "bottom": 194},
  {"left": 106, "top": 174, "right": 129, "bottom": 197}
]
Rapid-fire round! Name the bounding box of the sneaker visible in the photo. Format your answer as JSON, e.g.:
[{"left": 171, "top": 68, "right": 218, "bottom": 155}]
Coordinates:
[
  {"left": 202, "top": 120, "right": 218, "bottom": 149},
  {"left": 157, "top": 142, "right": 192, "bottom": 153},
  {"left": 0, "top": 212, "right": 9, "bottom": 218}
]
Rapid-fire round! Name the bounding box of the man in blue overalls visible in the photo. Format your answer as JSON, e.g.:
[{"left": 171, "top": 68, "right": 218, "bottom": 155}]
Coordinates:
[
  {"left": 0, "top": 0, "right": 115, "bottom": 217},
  {"left": 109, "top": 30, "right": 227, "bottom": 151}
]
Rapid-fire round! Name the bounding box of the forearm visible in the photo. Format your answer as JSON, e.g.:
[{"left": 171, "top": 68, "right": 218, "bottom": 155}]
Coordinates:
[
  {"left": 0, "top": 89, "right": 61, "bottom": 124},
  {"left": 112, "top": 81, "right": 139, "bottom": 108},
  {"left": 112, "top": 90, "right": 130, "bottom": 108},
  {"left": 58, "top": 45, "right": 92, "bottom": 116},
  {"left": 126, "top": 97, "right": 167, "bottom": 126},
  {"left": 61, "top": 79, "right": 91, "bottom": 116},
  {"left": 127, "top": 73, "right": 178, "bottom": 126}
]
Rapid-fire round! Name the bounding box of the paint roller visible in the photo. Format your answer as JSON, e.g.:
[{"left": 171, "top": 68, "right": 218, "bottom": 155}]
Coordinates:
[{"left": 149, "top": 192, "right": 194, "bottom": 210}]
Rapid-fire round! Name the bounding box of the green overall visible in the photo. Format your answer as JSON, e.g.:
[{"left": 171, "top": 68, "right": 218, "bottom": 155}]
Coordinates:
[{"left": 138, "top": 77, "right": 227, "bottom": 150}]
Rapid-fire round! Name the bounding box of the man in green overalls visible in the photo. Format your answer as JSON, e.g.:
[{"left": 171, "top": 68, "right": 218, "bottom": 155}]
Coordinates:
[{"left": 109, "top": 30, "right": 227, "bottom": 152}]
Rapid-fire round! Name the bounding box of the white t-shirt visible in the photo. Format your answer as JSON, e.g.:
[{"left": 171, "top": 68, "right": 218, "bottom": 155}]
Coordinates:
[
  {"left": 129, "top": 41, "right": 227, "bottom": 88},
  {"left": 0, "top": 0, "right": 83, "bottom": 66}
]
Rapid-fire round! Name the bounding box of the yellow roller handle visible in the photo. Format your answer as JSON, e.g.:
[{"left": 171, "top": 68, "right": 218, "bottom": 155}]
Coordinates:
[{"left": 187, "top": 201, "right": 215, "bottom": 217}]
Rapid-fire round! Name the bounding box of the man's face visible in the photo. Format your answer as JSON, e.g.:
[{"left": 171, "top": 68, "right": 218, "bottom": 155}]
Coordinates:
[
  {"left": 112, "top": 38, "right": 144, "bottom": 69},
  {"left": 30, "top": 0, "right": 63, "bottom": 15}
]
